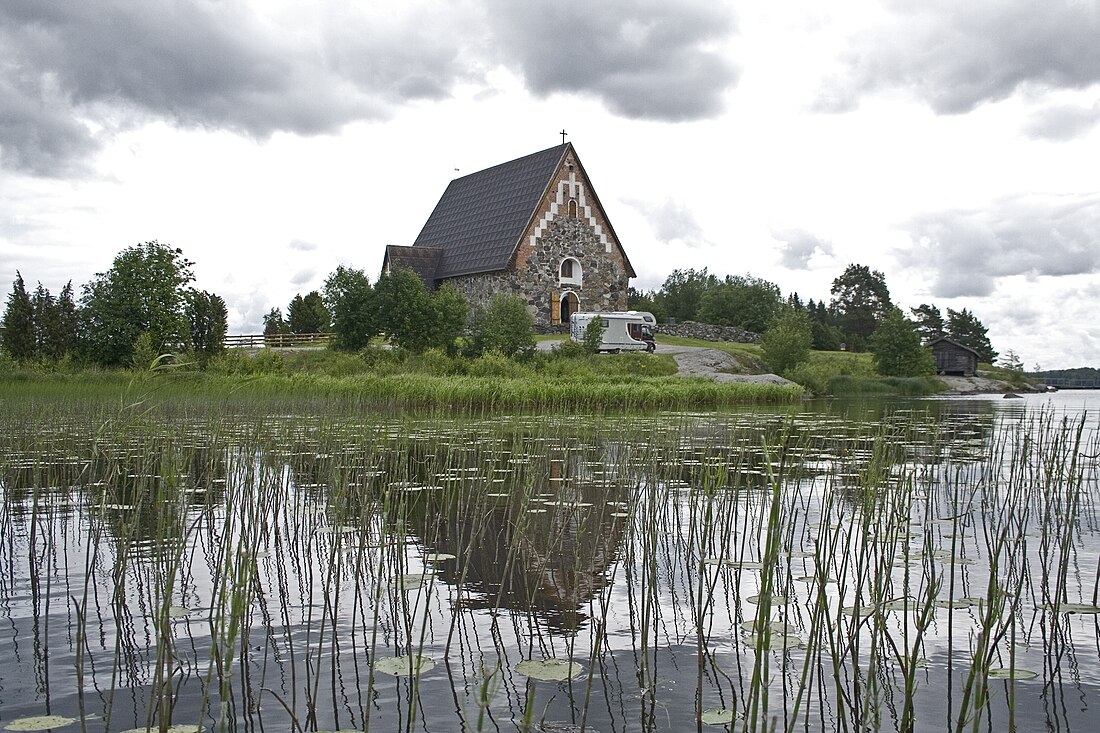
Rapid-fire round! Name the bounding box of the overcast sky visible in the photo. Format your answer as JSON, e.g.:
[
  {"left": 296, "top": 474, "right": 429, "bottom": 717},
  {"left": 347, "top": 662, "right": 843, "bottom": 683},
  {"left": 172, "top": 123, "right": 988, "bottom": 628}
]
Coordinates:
[{"left": 2, "top": 0, "right": 1099, "bottom": 369}]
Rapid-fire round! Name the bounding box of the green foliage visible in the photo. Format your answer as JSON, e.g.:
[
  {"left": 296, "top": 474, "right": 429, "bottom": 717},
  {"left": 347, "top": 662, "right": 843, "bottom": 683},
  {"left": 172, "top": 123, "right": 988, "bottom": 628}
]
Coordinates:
[
  {"left": 829, "top": 263, "right": 892, "bottom": 349},
  {"left": 659, "top": 268, "right": 718, "bottom": 322},
  {"left": 2, "top": 272, "right": 36, "bottom": 359},
  {"left": 371, "top": 268, "right": 467, "bottom": 353},
  {"left": 627, "top": 287, "right": 667, "bottom": 323},
  {"left": 869, "top": 308, "right": 934, "bottom": 377},
  {"left": 186, "top": 290, "right": 228, "bottom": 359},
  {"left": 760, "top": 308, "right": 812, "bottom": 375},
  {"left": 374, "top": 268, "right": 436, "bottom": 352},
  {"left": 430, "top": 284, "right": 468, "bottom": 355},
  {"left": 263, "top": 308, "right": 289, "bottom": 336},
  {"left": 287, "top": 290, "right": 330, "bottom": 334},
  {"left": 946, "top": 307, "right": 997, "bottom": 364},
  {"left": 551, "top": 339, "right": 589, "bottom": 359},
  {"left": 325, "top": 267, "right": 377, "bottom": 351},
  {"left": 466, "top": 294, "right": 535, "bottom": 358},
  {"left": 79, "top": 241, "right": 194, "bottom": 367},
  {"left": 129, "top": 331, "right": 162, "bottom": 370},
  {"left": 467, "top": 350, "right": 526, "bottom": 378},
  {"left": 910, "top": 303, "right": 945, "bottom": 344},
  {"left": 697, "top": 275, "right": 781, "bottom": 333},
  {"left": 582, "top": 316, "right": 606, "bottom": 354}
]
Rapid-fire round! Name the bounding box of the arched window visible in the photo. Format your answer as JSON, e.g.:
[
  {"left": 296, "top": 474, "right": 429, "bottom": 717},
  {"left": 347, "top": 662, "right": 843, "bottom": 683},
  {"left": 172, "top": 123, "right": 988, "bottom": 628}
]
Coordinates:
[
  {"left": 568, "top": 199, "right": 578, "bottom": 217},
  {"left": 559, "top": 257, "right": 582, "bottom": 286}
]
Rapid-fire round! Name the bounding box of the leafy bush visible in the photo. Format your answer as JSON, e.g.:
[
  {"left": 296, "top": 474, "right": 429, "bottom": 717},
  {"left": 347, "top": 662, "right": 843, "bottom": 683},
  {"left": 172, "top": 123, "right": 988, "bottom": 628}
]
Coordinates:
[
  {"left": 466, "top": 295, "right": 535, "bottom": 358},
  {"left": 468, "top": 350, "right": 528, "bottom": 378},
  {"left": 550, "top": 339, "right": 588, "bottom": 359},
  {"left": 409, "top": 347, "right": 466, "bottom": 376},
  {"left": 761, "top": 309, "right": 812, "bottom": 375}
]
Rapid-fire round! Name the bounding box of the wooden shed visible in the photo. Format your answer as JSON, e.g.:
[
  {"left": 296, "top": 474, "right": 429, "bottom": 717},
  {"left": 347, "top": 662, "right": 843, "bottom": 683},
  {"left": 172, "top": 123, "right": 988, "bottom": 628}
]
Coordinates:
[{"left": 930, "top": 338, "right": 979, "bottom": 376}]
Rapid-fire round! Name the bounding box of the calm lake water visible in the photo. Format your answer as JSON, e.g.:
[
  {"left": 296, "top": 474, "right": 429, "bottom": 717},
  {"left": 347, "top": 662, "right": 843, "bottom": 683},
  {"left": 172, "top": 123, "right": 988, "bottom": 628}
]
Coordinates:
[{"left": 1, "top": 390, "right": 1098, "bottom": 732}]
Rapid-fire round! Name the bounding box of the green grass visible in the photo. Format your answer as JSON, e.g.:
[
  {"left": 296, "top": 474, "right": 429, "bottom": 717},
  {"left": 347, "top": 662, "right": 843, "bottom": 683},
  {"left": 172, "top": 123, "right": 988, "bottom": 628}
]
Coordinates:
[{"left": 0, "top": 361, "right": 801, "bottom": 409}]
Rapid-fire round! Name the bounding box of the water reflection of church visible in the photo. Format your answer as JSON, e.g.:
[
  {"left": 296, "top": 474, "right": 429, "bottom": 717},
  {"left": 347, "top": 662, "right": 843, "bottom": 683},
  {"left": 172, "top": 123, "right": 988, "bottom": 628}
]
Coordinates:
[{"left": 411, "top": 454, "right": 630, "bottom": 632}]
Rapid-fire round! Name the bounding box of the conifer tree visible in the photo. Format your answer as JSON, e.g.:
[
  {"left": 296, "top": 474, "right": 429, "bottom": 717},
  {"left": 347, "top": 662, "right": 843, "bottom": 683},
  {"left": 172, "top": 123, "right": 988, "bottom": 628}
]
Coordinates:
[{"left": 1, "top": 272, "right": 36, "bottom": 359}]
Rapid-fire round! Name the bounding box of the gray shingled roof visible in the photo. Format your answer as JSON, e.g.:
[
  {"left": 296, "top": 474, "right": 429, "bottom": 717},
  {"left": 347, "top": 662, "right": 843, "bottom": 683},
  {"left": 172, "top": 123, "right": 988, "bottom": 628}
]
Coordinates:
[
  {"left": 383, "top": 245, "right": 443, "bottom": 287},
  {"left": 411, "top": 144, "right": 569, "bottom": 278}
]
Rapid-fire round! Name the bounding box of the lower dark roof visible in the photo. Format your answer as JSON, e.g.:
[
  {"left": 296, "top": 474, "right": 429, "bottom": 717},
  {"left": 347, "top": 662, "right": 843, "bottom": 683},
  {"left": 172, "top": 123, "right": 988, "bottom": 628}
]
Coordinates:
[{"left": 384, "top": 245, "right": 443, "bottom": 287}]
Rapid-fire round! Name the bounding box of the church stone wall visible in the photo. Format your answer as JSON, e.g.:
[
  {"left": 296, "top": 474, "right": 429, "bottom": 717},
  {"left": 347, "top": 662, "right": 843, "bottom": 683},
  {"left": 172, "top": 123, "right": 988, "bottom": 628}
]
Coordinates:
[{"left": 446, "top": 217, "right": 629, "bottom": 324}]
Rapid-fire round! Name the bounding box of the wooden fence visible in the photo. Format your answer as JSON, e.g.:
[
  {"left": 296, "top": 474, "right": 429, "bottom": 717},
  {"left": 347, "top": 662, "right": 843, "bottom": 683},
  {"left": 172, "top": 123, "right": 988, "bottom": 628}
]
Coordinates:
[{"left": 225, "top": 333, "right": 331, "bottom": 349}]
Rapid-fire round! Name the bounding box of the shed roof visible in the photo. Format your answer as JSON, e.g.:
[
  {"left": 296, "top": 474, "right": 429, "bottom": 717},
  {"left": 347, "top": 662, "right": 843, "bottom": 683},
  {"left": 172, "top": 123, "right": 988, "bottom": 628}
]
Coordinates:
[
  {"left": 410, "top": 144, "right": 571, "bottom": 278},
  {"left": 929, "top": 337, "right": 980, "bottom": 356}
]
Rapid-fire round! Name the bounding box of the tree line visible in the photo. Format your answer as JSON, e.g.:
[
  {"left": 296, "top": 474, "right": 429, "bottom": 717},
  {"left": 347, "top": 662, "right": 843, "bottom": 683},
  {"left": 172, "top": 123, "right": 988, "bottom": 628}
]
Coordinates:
[
  {"left": 630, "top": 263, "right": 1000, "bottom": 372},
  {"left": 2, "top": 241, "right": 226, "bottom": 368},
  {"left": 264, "top": 266, "right": 537, "bottom": 357}
]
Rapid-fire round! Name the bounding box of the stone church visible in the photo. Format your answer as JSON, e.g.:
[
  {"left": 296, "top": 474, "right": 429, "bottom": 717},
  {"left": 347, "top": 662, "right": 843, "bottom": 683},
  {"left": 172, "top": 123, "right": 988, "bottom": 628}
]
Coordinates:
[{"left": 382, "top": 143, "right": 635, "bottom": 325}]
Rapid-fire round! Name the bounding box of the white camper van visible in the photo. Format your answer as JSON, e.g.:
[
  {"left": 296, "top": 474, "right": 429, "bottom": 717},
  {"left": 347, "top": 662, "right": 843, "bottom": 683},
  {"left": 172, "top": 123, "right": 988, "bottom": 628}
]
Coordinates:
[{"left": 569, "top": 311, "right": 657, "bottom": 353}]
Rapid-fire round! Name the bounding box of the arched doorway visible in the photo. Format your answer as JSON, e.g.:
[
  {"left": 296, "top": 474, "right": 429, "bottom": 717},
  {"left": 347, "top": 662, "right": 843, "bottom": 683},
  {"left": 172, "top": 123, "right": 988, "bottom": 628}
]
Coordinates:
[{"left": 560, "top": 291, "right": 579, "bottom": 322}]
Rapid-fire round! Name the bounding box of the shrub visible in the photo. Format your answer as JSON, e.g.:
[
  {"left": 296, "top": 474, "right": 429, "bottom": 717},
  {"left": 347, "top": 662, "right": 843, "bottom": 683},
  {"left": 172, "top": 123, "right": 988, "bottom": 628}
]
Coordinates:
[
  {"left": 761, "top": 309, "right": 812, "bottom": 375},
  {"left": 466, "top": 295, "right": 535, "bottom": 358},
  {"left": 551, "top": 339, "right": 588, "bottom": 359},
  {"left": 467, "top": 350, "right": 528, "bottom": 378}
]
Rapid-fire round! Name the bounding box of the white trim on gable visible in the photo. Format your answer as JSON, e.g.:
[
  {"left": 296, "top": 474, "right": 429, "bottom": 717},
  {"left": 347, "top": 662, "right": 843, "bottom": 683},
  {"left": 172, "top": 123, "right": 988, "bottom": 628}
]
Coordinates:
[{"left": 530, "top": 172, "right": 612, "bottom": 254}]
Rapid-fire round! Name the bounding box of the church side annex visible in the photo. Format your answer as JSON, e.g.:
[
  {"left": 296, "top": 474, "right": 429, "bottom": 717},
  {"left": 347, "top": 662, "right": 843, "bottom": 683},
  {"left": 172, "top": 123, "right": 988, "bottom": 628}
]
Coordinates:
[{"left": 382, "top": 143, "right": 636, "bottom": 325}]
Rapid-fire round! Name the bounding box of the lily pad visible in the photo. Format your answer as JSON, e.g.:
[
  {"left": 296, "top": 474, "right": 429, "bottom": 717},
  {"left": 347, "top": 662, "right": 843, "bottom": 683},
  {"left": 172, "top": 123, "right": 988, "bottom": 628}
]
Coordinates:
[
  {"left": 742, "top": 632, "right": 804, "bottom": 650},
  {"left": 424, "top": 553, "right": 456, "bottom": 562},
  {"left": 389, "top": 573, "right": 434, "bottom": 591},
  {"left": 987, "top": 667, "right": 1038, "bottom": 680},
  {"left": 4, "top": 717, "right": 78, "bottom": 731},
  {"left": 374, "top": 654, "right": 435, "bottom": 676},
  {"left": 515, "top": 658, "right": 584, "bottom": 681},
  {"left": 167, "top": 605, "right": 192, "bottom": 618},
  {"left": 701, "top": 708, "right": 737, "bottom": 725},
  {"left": 745, "top": 593, "right": 791, "bottom": 605},
  {"left": 933, "top": 597, "right": 984, "bottom": 609},
  {"left": 1045, "top": 602, "right": 1100, "bottom": 614}
]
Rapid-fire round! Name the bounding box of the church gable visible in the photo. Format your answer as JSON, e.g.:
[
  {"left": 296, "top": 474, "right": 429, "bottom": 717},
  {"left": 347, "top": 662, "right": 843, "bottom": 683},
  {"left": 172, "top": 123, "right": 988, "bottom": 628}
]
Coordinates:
[
  {"left": 392, "top": 143, "right": 635, "bottom": 325},
  {"left": 514, "top": 148, "right": 636, "bottom": 279}
]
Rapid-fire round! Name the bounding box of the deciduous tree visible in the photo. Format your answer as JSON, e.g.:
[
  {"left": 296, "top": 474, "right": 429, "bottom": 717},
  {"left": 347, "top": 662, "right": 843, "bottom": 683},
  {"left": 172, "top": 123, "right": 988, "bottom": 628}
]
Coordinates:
[
  {"left": 325, "top": 267, "right": 377, "bottom": 351},
  {"left": 869, "top": 308, "right": 934, "bottom": 377},
  {"left": 186, "top": 289, "right": 228, "bottom": 358},
  {"left": 466, "top": 294, "right": 535, "bottom": 358},
  {"left": 79, "top": 241, "right": 194, "bottom": 366},
  {"left": 697, "top": 275, "right": 781, "bottom": 333},
  {"left": 760, "top": 308, "right": 812, "bottom": 375}
]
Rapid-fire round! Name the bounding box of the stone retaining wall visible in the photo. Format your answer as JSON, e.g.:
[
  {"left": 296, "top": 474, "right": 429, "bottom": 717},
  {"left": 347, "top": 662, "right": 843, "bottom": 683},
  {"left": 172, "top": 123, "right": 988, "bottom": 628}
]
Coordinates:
[{"left": 657, "top": 321, "right": 760, "bottom": 343}]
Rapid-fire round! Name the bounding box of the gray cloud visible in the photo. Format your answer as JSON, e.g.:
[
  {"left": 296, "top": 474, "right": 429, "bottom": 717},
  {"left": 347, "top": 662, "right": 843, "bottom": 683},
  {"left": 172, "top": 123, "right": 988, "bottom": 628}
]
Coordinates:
[
  {"left": 1, "top": 1, "right": 742, "bottom": 177},
  {"left": 818, "top": 1, "right": 1100, "bottom": 114},
  {"left": 771, "top": 228, "right": 834, "bottom": 269},
  {"left": 1021, "top": 101, "right": 1100, "bottom": 141},
  {"left": 483, "top": 0, "right": 739, "bottom": 121},
  {"left": 898, "top": 194, "right": 1100, "bottom": 297},
  {"left": 0, "top": 1, "right": 476, "bottom": 176},
  {"left": 627, "top": 197, "right": 709, "bottom": 247},
  {"left": 290, "top": 268, "right": 317, "bottom": 286},
  {"left": 288, "top": 239, "right": 318, "bottom": 252}
]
